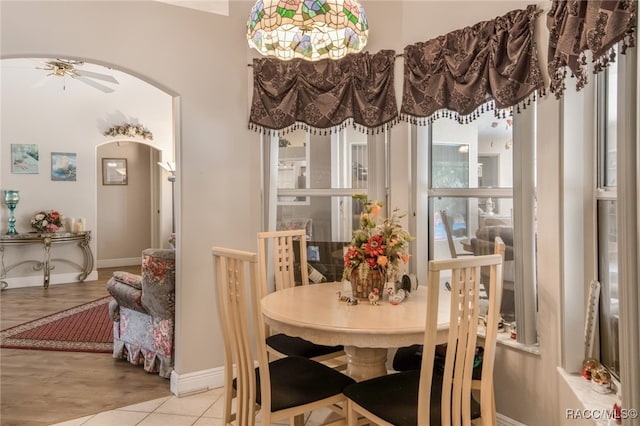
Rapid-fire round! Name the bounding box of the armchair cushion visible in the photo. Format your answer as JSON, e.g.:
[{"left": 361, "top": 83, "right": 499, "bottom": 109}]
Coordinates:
[
  {"left": 475, "top": 225, "right": 513, "bottom": 246},
  {"left": 471, "top": 226, "right": 514, "bottom": 261},
  {"left": 107, "top": 272, "right": 147, "bottom": 314},
  {"left": 112, "top": 271, "right": 143, "bottom": 290}
]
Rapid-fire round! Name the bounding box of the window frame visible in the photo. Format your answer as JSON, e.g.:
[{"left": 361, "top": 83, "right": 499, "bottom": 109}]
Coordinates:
[
  {"left": 595, "top": 60, "right": 620, "bottom": 379},
  {"left": 609, "top": 47, "right": 639, "bottom": 413},
  {"left": 412, "top": 106, "right": 538, "bottom": 346},
  {"left": 261, "top": 128, "right": 389, "bottom": 251}
]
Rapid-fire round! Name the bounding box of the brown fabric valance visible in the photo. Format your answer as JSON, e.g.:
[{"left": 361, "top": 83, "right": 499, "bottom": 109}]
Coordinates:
[
  {"left": 547, "top": 0, "right": 637, "bottom": 99},
  {"left": 401, "top": 5, "right": 544, "bottom": 125},
  {"left": 249, "top": 50, "right": 398, "bottom": 135}
]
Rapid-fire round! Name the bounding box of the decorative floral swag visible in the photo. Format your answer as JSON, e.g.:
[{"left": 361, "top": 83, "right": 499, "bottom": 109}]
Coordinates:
[{"left": 104, "top": 123, "right": 153, "bottom": 141}]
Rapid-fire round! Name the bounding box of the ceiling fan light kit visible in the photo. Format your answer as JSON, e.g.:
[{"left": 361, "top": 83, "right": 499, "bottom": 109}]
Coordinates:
[
  {"left": 36, "top": 59, "right": 119, "bottom": 93},
  {"left": 247, "top": 0, "right": 368, "bottom": 61}
]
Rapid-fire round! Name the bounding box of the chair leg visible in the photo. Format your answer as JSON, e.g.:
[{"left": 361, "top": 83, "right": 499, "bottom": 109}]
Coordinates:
[{"left": 346, "top": 400, "right": 358, "bottom": 426}]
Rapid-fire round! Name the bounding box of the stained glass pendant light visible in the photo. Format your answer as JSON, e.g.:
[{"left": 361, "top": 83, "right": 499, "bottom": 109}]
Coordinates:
[{"left": 247, "top": 0, "right": 368, "bottom": 61}]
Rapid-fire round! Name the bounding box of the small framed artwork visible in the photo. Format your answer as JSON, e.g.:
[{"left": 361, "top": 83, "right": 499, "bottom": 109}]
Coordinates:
[
  {"left": 51, "top": 152, "right": 77, "bottom": 181},
  {"left": 11, "top": 144, "right": 39, "bottom": 174},
  {"left": 102, "top": 158, "right": 128, "bottom": 185}
]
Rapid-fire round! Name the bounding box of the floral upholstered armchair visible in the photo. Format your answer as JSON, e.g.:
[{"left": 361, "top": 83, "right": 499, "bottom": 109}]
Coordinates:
[{"left": 107, "top": 249, "right": 176, "bottom": 378}]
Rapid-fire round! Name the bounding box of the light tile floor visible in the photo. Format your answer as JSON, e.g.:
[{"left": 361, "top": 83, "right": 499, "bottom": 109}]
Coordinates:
[{"left": 51, "top": 387, "right": 337, "bottom": 426}]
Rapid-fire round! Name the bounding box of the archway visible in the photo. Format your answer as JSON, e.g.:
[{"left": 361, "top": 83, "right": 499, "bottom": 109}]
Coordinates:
[
  {"left": 96, "top": 141, "right": 169, "bottom": 266},
  {"left": 1, "top": 57, "right": 175, "bottom": 276}
]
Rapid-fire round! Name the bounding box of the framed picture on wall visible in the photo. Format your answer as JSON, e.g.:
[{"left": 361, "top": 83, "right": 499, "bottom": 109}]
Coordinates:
[
  {"left": 51, "top": 152, "right": 77, "bottom": 181},
  {"left": 102, "top": 158, "right": 128, "bottom": 185},
  {"left": 11, "top": 144, "right": 39, "bottom": 174}
]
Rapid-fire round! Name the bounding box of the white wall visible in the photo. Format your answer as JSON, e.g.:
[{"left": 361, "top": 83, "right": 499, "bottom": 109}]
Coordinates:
[{"left": 1, "top": 2, "right": 577, "bottom": 425}]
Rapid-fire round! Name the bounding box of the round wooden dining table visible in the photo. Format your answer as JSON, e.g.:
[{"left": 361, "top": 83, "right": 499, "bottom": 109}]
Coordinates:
[{"left": 260, "top": 281, "right": 450, "bottom": 381}]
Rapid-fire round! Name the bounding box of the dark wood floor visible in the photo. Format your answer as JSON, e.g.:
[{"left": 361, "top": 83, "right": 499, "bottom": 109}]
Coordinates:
[{"left": 0, "top": 267, "right": 172, "bottom": 426}]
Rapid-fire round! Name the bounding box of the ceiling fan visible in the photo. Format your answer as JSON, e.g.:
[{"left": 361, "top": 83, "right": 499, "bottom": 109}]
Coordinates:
[{"left": 35, "top": 59, "right": 119, "bottom": 93}]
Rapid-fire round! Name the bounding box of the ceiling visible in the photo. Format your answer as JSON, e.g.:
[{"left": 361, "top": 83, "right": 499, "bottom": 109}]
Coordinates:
[{"left": 154, "top": 0, "right": 229, "bottom": 16}]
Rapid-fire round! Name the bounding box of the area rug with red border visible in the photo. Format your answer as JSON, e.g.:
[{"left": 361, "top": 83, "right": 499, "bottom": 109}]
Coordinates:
[{"left": 0, "top": 296, "right": 113, "bottom": 353}]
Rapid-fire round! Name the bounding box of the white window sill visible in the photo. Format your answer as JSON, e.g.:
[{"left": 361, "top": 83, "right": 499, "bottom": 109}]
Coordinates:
[
  {"left": 557, "top": 367, "right": 620, "bottom": 426},
  {"left": 496, "top": 330, "right": 540, "bottom": 355}
]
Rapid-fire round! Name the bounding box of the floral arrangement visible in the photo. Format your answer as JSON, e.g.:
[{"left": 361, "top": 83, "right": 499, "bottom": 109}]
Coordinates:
[
  {"left": 103, "top": 123, "right": 153, "bottom": 140},
  {"left": 342, "top": 194, "right": 413, "bottom": 283},
  {"left": 31, "top": 210, "right": 63, "bottom": 233}
]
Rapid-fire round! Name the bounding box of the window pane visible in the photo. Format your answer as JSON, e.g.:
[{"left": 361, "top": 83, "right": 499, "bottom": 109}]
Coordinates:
[
  {"left": 431, "top": 196, "right": 515, "bottom": 321},
  {"left": 277, "top": 196, "right": 356, "bottom": 282},
  {"left": 276, "top": 128, "right": 367, "bottom": 204},
  {"left": 598, "top": 200, "right": 619, "bottom": 377},
  {"left": 296, "top": 128, "right": 367, "bottom": 190},
  {"left": 277, "top": 131, "right": 309, "bottom": 204},
  {"left": 432, "top": 113, "right": 513, "bottom": 189},
  {"left": 274, "top": 128, "right": 370, "bottom": 283},
  {"left": 604, "top": 56, "right": 618, "bottom": 188}
]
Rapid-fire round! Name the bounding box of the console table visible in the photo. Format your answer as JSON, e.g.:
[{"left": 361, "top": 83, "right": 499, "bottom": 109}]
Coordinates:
[{"left": 0, "top": 231, "right": 94, "bottom": 290}]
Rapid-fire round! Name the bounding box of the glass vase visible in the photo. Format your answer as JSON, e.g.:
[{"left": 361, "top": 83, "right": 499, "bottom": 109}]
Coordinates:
[{"left": 3, "top": 190, "right": 20, "bottom": 235}]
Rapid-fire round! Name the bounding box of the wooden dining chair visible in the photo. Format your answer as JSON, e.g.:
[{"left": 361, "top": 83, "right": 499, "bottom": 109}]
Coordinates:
[
  {"left": 344, "top": 254, "right": 503, "bottom": 426},
  {"left": 440, "top": 210, "right": 474, "bottom": 259},
  {"left": 212, "top": 246, "right": 355, "bottom": 426},
  {"left": 393, "top": 235, "right": 507, "bottom": 373},
  {"left": 257, "top": 229, "right": 345, "bottom": 367}
]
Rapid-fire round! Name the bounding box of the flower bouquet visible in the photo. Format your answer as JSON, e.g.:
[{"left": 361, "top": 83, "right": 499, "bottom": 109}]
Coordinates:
[
  {"left": 31, "top": 210, "right": 63, "bottom": 233},
  {"left": 343, "top": 194, "right": 413, "bottom": 299}
]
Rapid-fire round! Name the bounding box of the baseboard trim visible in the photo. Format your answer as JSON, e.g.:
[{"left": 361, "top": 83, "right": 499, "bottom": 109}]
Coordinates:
[
  {"left": 497, "top": 412, "right": 527, "bottom": 426},
  {"left": 96, "top": 257, "right": 140, "bottom": 268},
  {"left": 170, "top": 366, "right": 225, "bottom": 397},
  {"left": 2, "top": 271, "right": 99, "bottom": 289}
]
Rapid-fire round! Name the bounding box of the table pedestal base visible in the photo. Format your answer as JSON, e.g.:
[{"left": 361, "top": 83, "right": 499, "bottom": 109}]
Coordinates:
[{"left": 345, "top": 346, "right": 388, "bottom": 381}]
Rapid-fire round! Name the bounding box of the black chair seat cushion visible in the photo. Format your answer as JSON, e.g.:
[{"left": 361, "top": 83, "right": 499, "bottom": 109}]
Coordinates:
[
  {"left": 267, "top": 333, "right": 343, "bottom": 358},
  {"left": 234, "top": 356, "right": 355, "bottom": 412},
  {"left": 392, "top": 344, "right": 423, "bottom": 371},
  {"left": 393, "top": 344, "right": 484, "bottom": 381},
  {"left": 343, "top": 370, "right": 480, "bottom": 426}
]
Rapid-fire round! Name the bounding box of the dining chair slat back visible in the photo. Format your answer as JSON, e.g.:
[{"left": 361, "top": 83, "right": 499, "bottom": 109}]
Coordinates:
[
  {"left": 429, "top": 255, "right": 502, "bottom": 426},
  {"left": 213, "top": 247, "right": 258, "bottom": 426},
  {"left": 257, "top": 230, "right": 345, "bottom": 367},
  {"left": 257, "top": 229, "right": 308, "bottom": 295},
  {"left": 344, "top": 254, "right": 503, "bottom": 426},
  {"left": 213, "top": 246, "right": 355, "bottom": 426}
]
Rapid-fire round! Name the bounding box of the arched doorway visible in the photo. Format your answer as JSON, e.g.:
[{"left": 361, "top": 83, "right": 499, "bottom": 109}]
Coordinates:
[
  {"left": 96, "top": 141, "right": 170, "bottom": 266},
  {"left": 0, "top": 57, "right": 175, "bottom": 281}
]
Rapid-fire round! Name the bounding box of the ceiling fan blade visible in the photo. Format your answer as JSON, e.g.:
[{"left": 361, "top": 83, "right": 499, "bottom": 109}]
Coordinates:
[
  {"left": 74, "top": 76, "right": 115, "bottom": 93},
  {"left": 32, "top": 76, "right": 50, "bottom": 89},
  {"left": 76, "top": 70, "right": 119, "bottom": 84}
]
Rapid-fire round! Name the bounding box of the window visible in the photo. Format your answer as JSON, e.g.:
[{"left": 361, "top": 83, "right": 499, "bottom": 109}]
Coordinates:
[
  {"left": 596, "top": 57, "right": 619, "bottom": 378},
  {"left": 265, "top": 128, "right": 385, "bottom": 283},
  {"left": 417, "top": 108, "right": 538, "bottom": 344}
]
